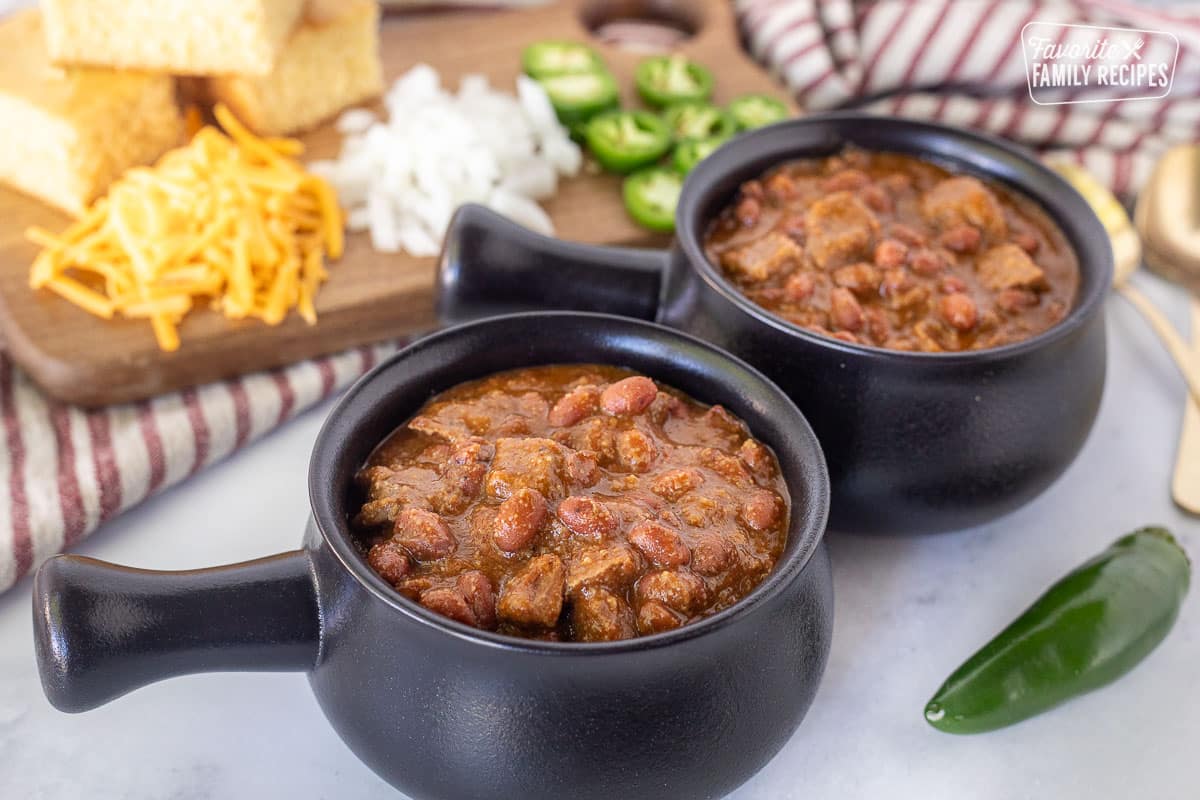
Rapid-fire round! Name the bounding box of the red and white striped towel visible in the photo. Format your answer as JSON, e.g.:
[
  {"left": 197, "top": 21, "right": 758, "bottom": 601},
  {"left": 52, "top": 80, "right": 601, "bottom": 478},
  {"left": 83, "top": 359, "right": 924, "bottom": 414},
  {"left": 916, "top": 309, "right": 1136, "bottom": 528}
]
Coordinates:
[
  {"left": 0, "top": 340, "right": 400, "bottom": 591},
  {"left": 737, "top": 0, "right": 1200, "bottom": 199},
  {"left": 2, "top": 0, "right": 1198, "bottom": 593}
]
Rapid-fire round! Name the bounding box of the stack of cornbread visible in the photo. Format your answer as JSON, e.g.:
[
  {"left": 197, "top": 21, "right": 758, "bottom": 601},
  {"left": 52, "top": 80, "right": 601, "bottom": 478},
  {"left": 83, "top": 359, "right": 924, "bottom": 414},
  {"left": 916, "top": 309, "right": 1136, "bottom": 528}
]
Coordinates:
[{"left": 0, "top": 0, "right": 383, "bottom": 216}]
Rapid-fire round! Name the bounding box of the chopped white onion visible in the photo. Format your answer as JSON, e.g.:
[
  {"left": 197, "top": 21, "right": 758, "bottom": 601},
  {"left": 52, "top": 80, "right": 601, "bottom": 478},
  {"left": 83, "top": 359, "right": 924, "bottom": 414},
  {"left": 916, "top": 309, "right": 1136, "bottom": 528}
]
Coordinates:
[{"left": 315, "top": 64, "right": 581, "bottom": 256}]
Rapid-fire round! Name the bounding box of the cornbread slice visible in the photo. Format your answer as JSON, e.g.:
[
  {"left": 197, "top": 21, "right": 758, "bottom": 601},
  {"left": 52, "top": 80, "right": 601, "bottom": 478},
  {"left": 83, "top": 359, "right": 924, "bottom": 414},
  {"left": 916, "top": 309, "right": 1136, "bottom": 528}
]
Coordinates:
[
  {"left": 206, "top": 0, "right": 383, "bottom": 136},
  {"left": 41, "top": 0, "right": 306, "bottom": 77},
  {"left": 0, "top": 11, "right": 182, "bottom": 217}
]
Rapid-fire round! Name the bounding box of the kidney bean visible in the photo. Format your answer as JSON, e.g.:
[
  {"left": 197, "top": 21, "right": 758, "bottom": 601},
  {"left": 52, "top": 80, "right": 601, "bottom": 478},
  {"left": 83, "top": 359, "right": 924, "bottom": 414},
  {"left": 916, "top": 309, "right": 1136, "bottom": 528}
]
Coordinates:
[
  {"left": 940, "top": 224, "right": 982, "bottom": 253},
  {"left": 736, "top": 195, "right": 761, "bottom": 227},
  {"left": 739, "top": 489, "right": 782, "bottom": 531},
  {"left": 628, "top": 520, "right": 691, "bottom": 567},
  {"left": 764, "top": 172, "right": 798, "bottom": 202},
  {"left": 1014, "top": 231, "right": 1040, "bottom": 254},
  {"left": 636, "top": 600, "right": 685, "bottom": 635},
  {"left": 394, "top": 508, "right": 457, "bottom": 560},
  {"left": 494, "top": 487, "right": 548, "bottom": 553},
  {"left": 910, "top": 248, "right": 945, "bottom": 276},
  {"left": 456, "top": 571, "right": 496, "bottom": 630},
  {"left": 939, "top": 293, "right": 979, "bottom": 331},
  {"left": 996, "top": 287, "right": 1040, "bottom": 312},
  {"left": 617, "top": 429, "right": 658, "bottom": 473},
  {"left": 939, "top": 275, "right": 968, "bottom": 294},
  {"left": 571, "top": 588, "right": 637, "bottom": 642},
  {"left": 833, "top": 262, "right": 882, "bottom": 296},
  {"left": 783, "top": 271, "right": 815, "bottom": 303},
  {"left": 600, "top": 377, "right": 658, "bottom": 416},
  {"left": 548, "top": 385, "right": 599, "bottom": 427},
  {"left": 497, "top": 554, "right": 565, "bottom": 628},
  {"left": 880, "top": 267, "right": 912, "bottom": 296},
  {"left": 367, "top": 540, "right": 411, "bottom": 584},
  {"left": 831, "top": 331, "right": 859, "bottom": 343},
  {"left": 889, "top": 222, "right": 927, "bottom": 247},
  {"left": 737, "top": 440, "right": 773, "bottom": 478},
  {"left": 637, "top": 570, "right": 707, "bottom": 614},
  {"left": 557, "top": 496, "right": 617, "bottom": 539},
  {"left": 830, "top": 287, "right": 864, "bottom": 332},
  {"left": 740, "top": 179, "right": 765, "bottom": 200},
  {"left": 860, "top": 184, "right": 893, "bottom": 213},
  {"left": 690, "top": 536, "right": 734, "bottom": 576},
  {"left": 821, "top": 168, "right": 870, "bottom": 192},
  {"left": 873, "top": 239, "right": 908, "bottom": 269}
]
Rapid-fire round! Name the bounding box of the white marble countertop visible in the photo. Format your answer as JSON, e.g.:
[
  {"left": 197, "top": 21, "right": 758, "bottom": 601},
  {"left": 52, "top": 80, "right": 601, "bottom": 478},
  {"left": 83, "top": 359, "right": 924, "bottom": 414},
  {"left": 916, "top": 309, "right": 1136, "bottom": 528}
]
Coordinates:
[{"left": 1, "top": 272, "right": 1197, "bottom": 800}]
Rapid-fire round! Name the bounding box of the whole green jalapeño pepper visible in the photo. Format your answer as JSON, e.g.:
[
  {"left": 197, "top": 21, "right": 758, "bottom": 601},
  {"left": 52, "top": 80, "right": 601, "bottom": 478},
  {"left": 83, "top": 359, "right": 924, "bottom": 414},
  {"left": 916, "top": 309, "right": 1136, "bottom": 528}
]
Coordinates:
[
  {"left": 635, "top": 54, "right": 714, "bottom": 107},
  {"left": 925, "top": 526, "right": 1190, "bottom": 734},
  {"left": 584, "top": 110, "right": 672, "bottom": 174}
]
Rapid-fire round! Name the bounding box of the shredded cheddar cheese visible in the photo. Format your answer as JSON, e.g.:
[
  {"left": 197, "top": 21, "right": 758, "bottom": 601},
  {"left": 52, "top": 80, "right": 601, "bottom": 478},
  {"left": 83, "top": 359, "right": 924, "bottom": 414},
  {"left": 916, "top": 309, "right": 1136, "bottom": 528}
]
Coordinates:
[{"left": 26, "top": 104, "right": 343, "bottom": 352}]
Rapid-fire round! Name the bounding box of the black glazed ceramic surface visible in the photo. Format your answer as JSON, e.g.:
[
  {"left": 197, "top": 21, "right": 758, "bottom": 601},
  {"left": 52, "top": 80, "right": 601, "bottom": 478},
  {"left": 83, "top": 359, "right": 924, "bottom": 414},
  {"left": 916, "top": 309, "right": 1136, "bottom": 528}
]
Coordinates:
[
  {"left": 34, "top": 312, "right": 834, "bottom": 800},
  {"left": 438, "top": 113, "right": 1113, "bottom": 535}
]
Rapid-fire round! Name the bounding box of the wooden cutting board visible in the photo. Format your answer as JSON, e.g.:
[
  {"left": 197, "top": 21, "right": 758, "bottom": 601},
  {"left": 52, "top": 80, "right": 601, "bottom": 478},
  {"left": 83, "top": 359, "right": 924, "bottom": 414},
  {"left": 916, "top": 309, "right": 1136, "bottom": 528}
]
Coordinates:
[{"left": 0, "top": 0, "right": 789, "bottom": 406}]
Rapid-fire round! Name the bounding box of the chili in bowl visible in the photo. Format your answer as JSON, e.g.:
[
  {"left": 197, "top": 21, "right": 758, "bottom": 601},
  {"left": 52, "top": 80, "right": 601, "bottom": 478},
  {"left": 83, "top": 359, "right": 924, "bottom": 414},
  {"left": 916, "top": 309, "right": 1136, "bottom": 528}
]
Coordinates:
[
  {"left": 354, "top": 363, "right": 791, "bottom": 641},
  {"left": 437, "top": 112, "right": 1113, "bottom": 535},
  {"left": 34, "top": 312, "right": 833, "bottom": 800}
]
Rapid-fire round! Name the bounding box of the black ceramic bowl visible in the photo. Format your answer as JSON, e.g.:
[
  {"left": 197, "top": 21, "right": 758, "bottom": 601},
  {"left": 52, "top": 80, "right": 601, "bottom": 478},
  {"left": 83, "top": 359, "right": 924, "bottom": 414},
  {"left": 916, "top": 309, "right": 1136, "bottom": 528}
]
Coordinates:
[
  {"left": 33, "top": 312, "right": 833, "bottom": 800},
  {"left": 438, "top": 113, "right": 1113, "bottom": 535}
]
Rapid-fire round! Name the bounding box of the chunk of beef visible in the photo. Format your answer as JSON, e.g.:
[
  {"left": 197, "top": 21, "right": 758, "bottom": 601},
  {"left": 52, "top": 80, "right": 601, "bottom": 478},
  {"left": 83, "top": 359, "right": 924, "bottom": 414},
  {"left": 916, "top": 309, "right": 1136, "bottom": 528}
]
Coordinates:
[
  {"left": 565, "top": 545, "right": 640, "bottom": 594},
  {"left": 636, "top": 569, "right": 707, "bottom": 614},
  {"left": 650, "top": 468, "right": 704, "bottom": 501},
  {"left": 977, "top": 244, "right": 1047, "bottom": 292},
  {"left": 497, "top": 554, "right": 566, "bottom": 628},
  {"left": 805, "top": 191, "right": 880, "bottom": 269},
  {"left": 485, "top": 437, "right": 566, "bottom": 500},
  {"left": 920, "top": 176, "right": 1007, "bottom": 240},
  {"left": 571, "top": 588, "right": 637, "bottom": 642},
  {"left": 720, "top": 232, "right": 803, "bottom": 282}
]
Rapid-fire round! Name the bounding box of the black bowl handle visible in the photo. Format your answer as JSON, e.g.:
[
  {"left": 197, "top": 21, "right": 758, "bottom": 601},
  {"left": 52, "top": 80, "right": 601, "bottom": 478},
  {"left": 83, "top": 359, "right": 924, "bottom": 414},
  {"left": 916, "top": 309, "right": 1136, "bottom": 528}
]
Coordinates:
[
  {"left": 437, "top": 204, "right": 668, "bottom": 325},
  {"left": 32, "top": 550, "right": 319, "bottom": 713}
]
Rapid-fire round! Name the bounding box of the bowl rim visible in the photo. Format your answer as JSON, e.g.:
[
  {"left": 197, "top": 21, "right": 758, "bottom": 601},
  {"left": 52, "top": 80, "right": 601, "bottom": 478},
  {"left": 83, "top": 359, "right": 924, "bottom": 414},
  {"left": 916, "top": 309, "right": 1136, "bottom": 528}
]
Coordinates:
[
  {"left": 308, "top": 311, "right": 831, "bottom": 654},
  {"left": 674, "top": 111, "right": 1114, "bottom": 365}
]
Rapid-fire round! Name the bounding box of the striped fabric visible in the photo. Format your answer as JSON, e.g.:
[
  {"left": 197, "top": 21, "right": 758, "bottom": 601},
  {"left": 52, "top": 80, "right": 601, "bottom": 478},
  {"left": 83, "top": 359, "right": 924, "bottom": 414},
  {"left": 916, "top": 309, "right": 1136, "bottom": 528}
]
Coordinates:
[
  {"left": 0, "top": 341, "right": 399, "bottom": 591},
  {"left": 1, "top": 0, "right": 1198, "bottom": 592},
  {"left": 737, "top": 0, "right": 1200, "bottom": 199}
]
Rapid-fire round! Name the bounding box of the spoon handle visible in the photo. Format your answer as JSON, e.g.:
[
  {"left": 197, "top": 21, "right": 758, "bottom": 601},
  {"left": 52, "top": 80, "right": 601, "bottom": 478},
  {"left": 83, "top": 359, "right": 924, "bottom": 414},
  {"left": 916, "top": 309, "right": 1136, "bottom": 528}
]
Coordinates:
[
  {"left": 1172, "top": 297, "right": 1200, "bottom": 515},
  {"left": 1118, "top": 283, "right": 1200, "bottom": 406}
]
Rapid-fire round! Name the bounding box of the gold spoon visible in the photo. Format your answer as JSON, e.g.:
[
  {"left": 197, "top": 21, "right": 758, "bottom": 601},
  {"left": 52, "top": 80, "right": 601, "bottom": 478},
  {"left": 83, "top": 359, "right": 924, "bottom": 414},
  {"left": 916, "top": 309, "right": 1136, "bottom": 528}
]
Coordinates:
[
  {"left": 1054, "top": 161, "right": 1200, "bottom": 406},
  {"left": 1135, "top": 144, "right": 1200, "bottom": 514}
]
